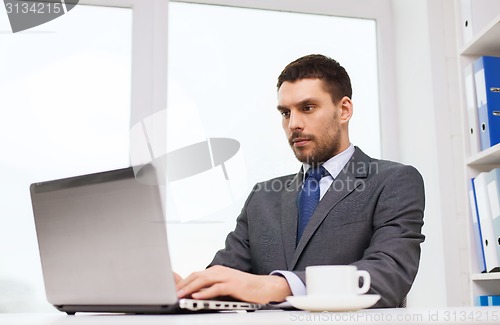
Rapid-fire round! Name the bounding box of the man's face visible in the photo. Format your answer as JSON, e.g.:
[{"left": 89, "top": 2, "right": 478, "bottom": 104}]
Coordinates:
[{"left": 277, "top": 78, "right": 346, "bottom": 164}]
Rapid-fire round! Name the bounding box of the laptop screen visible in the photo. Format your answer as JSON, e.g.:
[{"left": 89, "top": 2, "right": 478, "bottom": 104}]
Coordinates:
[{"left": 30, "top": 165, "right": 178, "bottom": 306}]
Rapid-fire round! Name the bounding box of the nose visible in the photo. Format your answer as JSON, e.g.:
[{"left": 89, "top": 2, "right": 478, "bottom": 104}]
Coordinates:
[{"left": 287, "top": 111, "right": 304, "bottom": 131}]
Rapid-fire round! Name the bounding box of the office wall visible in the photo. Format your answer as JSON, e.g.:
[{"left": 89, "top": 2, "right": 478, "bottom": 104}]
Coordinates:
[{"left": 391, "top": 0, "right": 466, "bottom": 307}]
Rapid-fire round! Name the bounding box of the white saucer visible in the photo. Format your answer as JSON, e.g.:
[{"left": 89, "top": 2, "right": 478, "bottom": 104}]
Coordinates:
[{"left": 286, "top": 294, "right": 381, "bottom": 312}]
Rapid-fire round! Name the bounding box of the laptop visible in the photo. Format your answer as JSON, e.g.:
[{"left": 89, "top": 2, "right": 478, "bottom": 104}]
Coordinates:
[{"left": 29, "top": 164, "right": 262, "bottom": 314}]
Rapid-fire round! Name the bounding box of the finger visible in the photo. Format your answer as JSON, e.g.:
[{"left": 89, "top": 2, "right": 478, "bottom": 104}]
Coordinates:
[
  {"left": 177, "top": 272, "right": 222, "bottom": 298},
  {"left": 176, "top": 271, "right": 200, "bottom": 291},
  {"left": 173, "top": 272, "right": 183, "bottom": 284},
  {"left": 176, "top": 266, "right": 231, "bottom": 297},
  {"left": 191, "top": 282, "right": 230, "bottom": 300}
]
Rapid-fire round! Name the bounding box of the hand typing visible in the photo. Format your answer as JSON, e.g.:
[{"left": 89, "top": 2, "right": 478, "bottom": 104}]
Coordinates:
[{"left": 176, "top": 265, "right": 292, "bottom": 304}]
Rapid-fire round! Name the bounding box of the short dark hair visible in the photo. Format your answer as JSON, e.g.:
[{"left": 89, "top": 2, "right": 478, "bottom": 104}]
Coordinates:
[{"left": 276, "top": 54, "right": 352, "bottom": 103}]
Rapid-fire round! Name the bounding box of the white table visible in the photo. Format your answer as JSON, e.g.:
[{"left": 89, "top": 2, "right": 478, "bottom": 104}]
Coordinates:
[{"left": 2, "top": 307, "right": 500, "bottom": 325}]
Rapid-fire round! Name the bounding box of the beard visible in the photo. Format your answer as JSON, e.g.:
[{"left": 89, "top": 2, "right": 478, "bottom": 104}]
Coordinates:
[{"left": 288, "top": 116, "right": 342, "bottom": 165}]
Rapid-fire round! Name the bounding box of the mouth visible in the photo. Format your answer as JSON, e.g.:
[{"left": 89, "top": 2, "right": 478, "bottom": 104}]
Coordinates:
[{"left": 291, "top": 137, "right": 311, "bottom": 148}]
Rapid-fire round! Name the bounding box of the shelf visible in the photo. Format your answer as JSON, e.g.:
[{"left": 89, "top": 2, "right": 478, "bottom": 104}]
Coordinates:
[
  {"left": 459, "top": 2, "right": 500, "bottom": 307},
  {"left": 471, "top": 273, "right": 500, "bottom": 281},
  {"left": 467, "top": 143, "right": 500, "bottom": 166},
  {"left": 461, "top": 14, "right": 500, "bottom": 56}
]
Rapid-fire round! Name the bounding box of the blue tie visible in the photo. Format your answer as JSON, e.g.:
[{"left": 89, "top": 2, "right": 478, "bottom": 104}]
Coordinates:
[{"left": 297, "top": 166, "right": 327, "bottom": 243}]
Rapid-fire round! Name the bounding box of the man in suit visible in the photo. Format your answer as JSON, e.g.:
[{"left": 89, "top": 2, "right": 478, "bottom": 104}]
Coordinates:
[{"left": 176, "top": 54, "right": 425, "bottom": 308}]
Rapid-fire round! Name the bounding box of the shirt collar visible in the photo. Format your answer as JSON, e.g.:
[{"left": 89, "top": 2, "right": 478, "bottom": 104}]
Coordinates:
[{"left": 302, "top": 144, "right": 355, "bottom": 180}]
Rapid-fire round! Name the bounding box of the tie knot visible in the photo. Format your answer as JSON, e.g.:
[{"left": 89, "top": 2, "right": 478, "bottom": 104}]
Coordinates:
[{"left": 306, "top": 165, "right": 327, "bottom": 181}]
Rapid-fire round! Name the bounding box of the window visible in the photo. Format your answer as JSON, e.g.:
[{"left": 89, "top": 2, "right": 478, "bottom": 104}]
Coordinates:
[
  {"left": 0, "top": 0, "right": 165, "bottom": 311},
  {"left": 166, "top": 1, "right": 384, "bottom": 276}
]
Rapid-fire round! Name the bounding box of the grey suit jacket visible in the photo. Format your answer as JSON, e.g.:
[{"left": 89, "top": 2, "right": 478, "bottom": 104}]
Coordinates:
[{"left": 210, "top": 147, "right": 425, "bottom": 308}]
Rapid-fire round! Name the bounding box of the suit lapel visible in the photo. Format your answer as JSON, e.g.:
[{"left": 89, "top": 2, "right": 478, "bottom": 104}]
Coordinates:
[
  {"left": 280, "top": 170, "right": 302, "bottom": 269},
  {"left": 289, "top": 147, "right": 371, "bottom": 269}
]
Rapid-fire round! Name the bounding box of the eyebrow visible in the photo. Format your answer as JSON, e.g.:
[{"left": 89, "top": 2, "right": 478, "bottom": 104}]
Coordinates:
[{"left": 277, "top": 98, "right": 318, "bottom": 111}]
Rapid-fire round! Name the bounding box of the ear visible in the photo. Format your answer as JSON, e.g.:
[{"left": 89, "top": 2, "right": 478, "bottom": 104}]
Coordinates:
[{"left": 338, "top": 96, "right": 353, "bottom": 124}]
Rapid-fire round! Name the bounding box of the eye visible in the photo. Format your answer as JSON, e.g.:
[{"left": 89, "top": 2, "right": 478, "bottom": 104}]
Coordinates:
[
  {"left": 303, "top": 105, "right": 315, "bottom": 112},
  {"left": 279, "top": 110, "right": 290, "bottom": 118}
]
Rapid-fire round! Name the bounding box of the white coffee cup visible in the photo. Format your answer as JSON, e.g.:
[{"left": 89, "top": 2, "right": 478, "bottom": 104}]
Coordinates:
[{"left": 306, "top": 265, "right": 371, "bottom": 296}]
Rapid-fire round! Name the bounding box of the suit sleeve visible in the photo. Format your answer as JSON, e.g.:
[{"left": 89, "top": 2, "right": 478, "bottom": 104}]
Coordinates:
[{"left": 352, "top": 165, "right": 425, "bottom": 307}]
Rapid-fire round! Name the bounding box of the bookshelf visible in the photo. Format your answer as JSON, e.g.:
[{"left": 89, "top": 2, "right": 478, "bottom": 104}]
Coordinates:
[
  {"left": 467, "top": 143, "right": 500, "bottom": 167},
  {"left": 470, "top": 273, "right": 500, "bottom": 281},
  {"left": 459, "top": 5, "right": 500, "bottom": 305},
  {"left": 460, "top": 15, "right": 500, "bottom": 56}
]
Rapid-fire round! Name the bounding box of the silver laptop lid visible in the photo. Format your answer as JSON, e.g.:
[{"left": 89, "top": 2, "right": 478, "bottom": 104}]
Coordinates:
[{"left": 30, "top": 165, "right": 177, "bottom": 306}]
